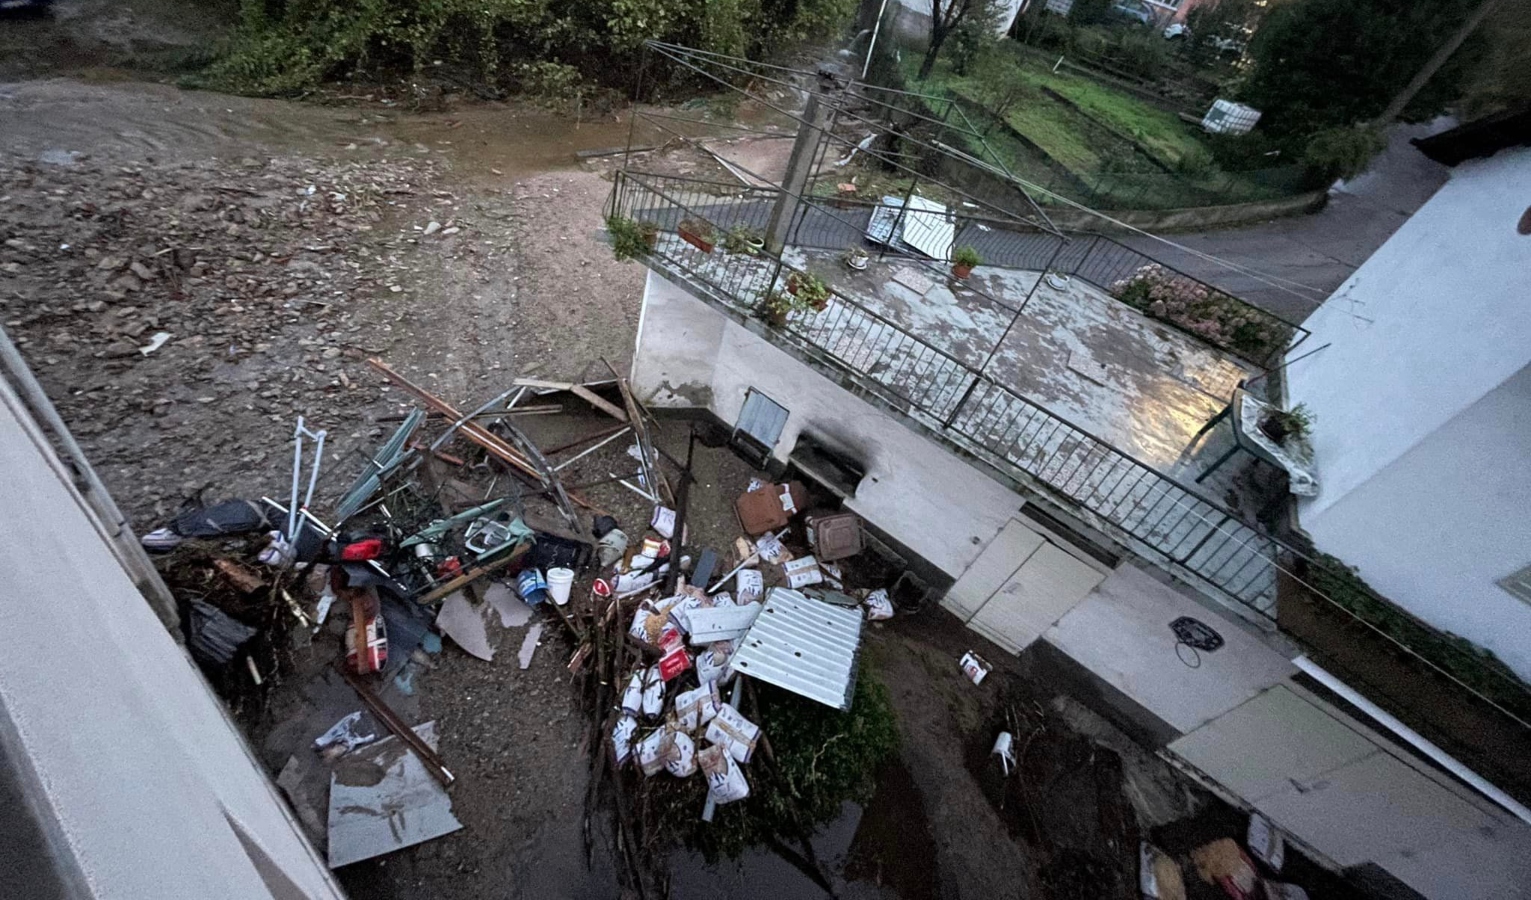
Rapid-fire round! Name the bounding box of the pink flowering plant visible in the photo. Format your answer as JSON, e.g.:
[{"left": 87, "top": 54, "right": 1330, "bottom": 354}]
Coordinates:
[{"left": 1110, "top": 264, "right": 1290, "bottom": 362}]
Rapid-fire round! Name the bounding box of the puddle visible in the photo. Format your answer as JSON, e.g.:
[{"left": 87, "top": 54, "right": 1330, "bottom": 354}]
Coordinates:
[{"left": 668, "top": 759, "right": 938, "bottom": 900}]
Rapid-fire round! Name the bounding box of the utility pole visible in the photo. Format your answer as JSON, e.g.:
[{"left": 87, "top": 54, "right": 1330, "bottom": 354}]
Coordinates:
[
  {"left": 1374, "top": 0, "right": 1503, "bottom": 126},
  {"left": 765, "top": 65, "right": 845, "bottom": 256}
]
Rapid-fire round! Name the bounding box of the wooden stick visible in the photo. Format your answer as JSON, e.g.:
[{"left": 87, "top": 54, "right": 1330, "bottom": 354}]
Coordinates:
[
  {"left": 416, "top": 543, "right": 528, "bottom": 605},
  {"left": 367, "top": 359, "right": 602, "bottom": 513},
  {"left": 513, "top": 378, "right": 628, "bottom": 423},
  {"left": 340, "top": 667, "right": 455, "bottom": 787}
]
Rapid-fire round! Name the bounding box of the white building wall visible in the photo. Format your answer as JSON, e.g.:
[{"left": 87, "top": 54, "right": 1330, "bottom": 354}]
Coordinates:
[
  {"left": 1300, "top": 363, "right": 1531, "bottom": 678},
  {"left": 1289, "top": 147, "right": 1531, "bottom": 519},
  {"left": 1286, "top": 147, "right": 1531, "bottom": 677},
  {"left": 633, "top": 274, "right": 1022, "bottom": 577},
  {"left": 0, "top": 378, "right": 342, "bottom": 900},
  {"left": 894, "top": 0, "right": 1024, "bottom": 35}
]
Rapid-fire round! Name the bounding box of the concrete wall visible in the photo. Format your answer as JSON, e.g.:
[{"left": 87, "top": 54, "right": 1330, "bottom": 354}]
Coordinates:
[
  {"left": 1287, "top": 147, "right": 1531, "bottom": 678},
  {"left": 1301, "top": 363, "right": 1531, "bottom": 678},
  {"left": 1289, "top": 147, "right": 1531, "bottom": 516},
  {"left": 0, "top": 377, "right": 342, "bottom": 899},
  {"left": 634, "top": 273, "right": 1022, "bottom": 577}
]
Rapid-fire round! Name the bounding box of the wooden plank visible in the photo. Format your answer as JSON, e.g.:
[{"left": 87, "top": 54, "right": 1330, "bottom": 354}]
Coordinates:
[
  {"left": 366, "top": 359, "right": 603, "bottom": 514},
  {"left": 416, "top": 543, "right": 529, "bottom": 605},
  {"left": 513, "top": 378, "right": 628, "bottom": 423}
]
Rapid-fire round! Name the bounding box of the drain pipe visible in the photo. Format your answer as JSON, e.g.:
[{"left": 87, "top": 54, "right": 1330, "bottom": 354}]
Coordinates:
[{"left": 1292, "top": 655, "right": 1531, "bottom": 826}]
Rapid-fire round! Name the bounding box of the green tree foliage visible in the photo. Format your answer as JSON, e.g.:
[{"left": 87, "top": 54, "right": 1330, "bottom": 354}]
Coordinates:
[
  {"left": 203, "top": 0, "right": 854, "bottom": 96},
  {"left": 1241, "top": 0, "right": 1485, "bottom": 137},
  {"left": 1460, "top": 0, "right": 1531, "bottom": 117},
  {"left": 1301, "top": 125, "right": 1385, "bottom": 184}
]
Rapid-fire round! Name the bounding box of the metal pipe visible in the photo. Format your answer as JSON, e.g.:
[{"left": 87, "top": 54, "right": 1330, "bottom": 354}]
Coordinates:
[
  {"left": 553, "top": 426, "right": 632, "bottom": 472},
  {"left": 862, "top": 0, "right": 891, "bottom": 78},
  {"left": 1291, "top": 655, "right": 1531, "bottom": 826}
]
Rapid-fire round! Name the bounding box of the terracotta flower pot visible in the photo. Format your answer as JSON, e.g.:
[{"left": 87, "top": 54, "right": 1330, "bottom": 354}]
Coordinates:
[
  {"left": 952, "top": 263, "right": 973, "bottom": 280},
  {"left": 679, "top": 225, "right": 714, "bottom": 253}
]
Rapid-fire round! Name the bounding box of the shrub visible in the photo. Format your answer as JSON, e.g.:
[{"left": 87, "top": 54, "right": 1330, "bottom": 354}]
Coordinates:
[
  {"left": 787, "top": 271, "right": 831, "bottom": 309},
  {"left": 1174, "top": 146, "right": 1216, "bottom": 178},
  {"left": 1110, "top": 263, "right": 1288, "bottom": 360},
  {"left": 200, "top": 0, "right": 853, "bottom": 98},
  {"left": 1108, "top": 29, "right": 1169, "bottom": 80},
  {"left": 607, "top": 215, "right": 658, "bottom": 262},
  {"left": 1030, "top": 13, "right": 1075, "bottom": 52},
  {"left": 722, "top": 224, "right": 765, "bottom": 254},
  {"left": 1301, "top": 125, "right": 1385, "bottom": 186}
]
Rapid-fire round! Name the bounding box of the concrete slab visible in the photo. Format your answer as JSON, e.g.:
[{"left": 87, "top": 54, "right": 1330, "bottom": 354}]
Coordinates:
[
  {"left": 1044, "top": 564, "right": 1294, "bottom": 733},
  {"left": 1168, "top": 685, "right": 1378, "bottom": 802},
  {"left": 969, "top": 542, "right": 1106, "bottom": 654},
  {"left": 1255, "top": 750, "right": 1499, "bottom": 868}
]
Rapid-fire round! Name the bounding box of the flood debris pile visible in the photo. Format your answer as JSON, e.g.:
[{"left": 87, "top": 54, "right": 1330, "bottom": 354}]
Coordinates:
[
  {"left": 137, "top": 357, "right": 908, "bottom": 883},
  {"left": 0, "top": 151, "right": 436, "bottom": 520}
]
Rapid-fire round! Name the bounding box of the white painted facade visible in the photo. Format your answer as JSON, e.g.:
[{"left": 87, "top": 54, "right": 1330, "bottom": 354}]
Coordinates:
[
  {"left": 635, "top": 270, "right": 1025, "bottom": 578},
  {"left": 0, "top": 376, "right": 342, "bottom": 899},
  {"left": 1285, "top": 146, "right": 1531, "bottom": 679}
]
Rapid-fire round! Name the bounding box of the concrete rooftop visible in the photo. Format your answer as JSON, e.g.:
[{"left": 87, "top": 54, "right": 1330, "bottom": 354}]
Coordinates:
[{"left": 780, "top": 246, "right": 1256, "bottom": 475}]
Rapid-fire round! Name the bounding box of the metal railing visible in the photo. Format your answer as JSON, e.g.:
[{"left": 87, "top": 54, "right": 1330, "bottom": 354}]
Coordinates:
[
  {"left": 790, "top": 194, "right": 1308, "bottom": 368},
  {"left": 611, "top": 171, "right": 1283, "bottom": 616}
]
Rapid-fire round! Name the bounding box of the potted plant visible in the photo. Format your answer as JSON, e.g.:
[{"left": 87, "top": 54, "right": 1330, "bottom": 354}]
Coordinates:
[
  {"left": 758, "top": 290, "right": 803, "bottom": 327},
  {"left": 606, "top": 215, "right": 658, "bottom": 262},
  {"left": 845, "top": 247, "right": 869, "bottom": 271},
  {"left": 1258, "top": 402, "right": 1315, "bottom": 447},
  {"left": 723, "top": 224, "right": 765, "bottom": 256},
  {"left": 678, "top": 218, "right": 717, "bottom": 253},
  {"left": 951, "top": 245, "right": 981, "bottom": 280},
  {"left": 786, "top": 272, "right": 831, "bottom": 311}
]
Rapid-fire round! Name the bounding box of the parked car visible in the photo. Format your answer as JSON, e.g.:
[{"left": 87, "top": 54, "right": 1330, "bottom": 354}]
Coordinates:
[{"left": 1110, "top": 0, "right": 1155, "bottom": 25}]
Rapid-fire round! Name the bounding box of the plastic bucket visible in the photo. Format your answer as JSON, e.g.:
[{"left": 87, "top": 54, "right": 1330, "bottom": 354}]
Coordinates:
[
  {"left": 518, "top": 568, "right": 549, "bottom": 605},
  {"left": 546, "top": 567, "right": 575, "bottom": 606}
]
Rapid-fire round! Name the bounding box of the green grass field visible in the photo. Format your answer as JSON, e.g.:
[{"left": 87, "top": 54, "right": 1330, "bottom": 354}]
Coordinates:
[{"left": 901, "top": 55, "right": 1300, "bottom": 210}]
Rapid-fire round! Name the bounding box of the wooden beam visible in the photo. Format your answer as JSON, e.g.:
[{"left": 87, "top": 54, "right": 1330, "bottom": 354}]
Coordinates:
[{"left": 513, "top": 378, "right": 629, "bottom": 423}]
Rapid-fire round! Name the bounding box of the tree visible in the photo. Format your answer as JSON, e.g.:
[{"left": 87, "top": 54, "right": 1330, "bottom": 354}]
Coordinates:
[
  {"left": 1240, "top": 0, "right": 1486, "bottom": 137},
  {"left": 918, "top": 0, "right": 981, "bottom": 79}
]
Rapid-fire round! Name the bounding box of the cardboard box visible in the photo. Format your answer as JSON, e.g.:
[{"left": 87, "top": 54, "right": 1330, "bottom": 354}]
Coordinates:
[{"left": 735, "top": 481, "right": 809, "bottom": 535}]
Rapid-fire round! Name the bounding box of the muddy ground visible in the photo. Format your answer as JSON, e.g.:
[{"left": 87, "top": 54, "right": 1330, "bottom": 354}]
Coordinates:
[{"left": 0, "top": 11, "right": 1284, "bottom": 899}]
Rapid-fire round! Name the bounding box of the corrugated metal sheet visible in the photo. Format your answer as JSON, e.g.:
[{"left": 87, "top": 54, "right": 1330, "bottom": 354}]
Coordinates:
[
  {"left": 736, "top": 389, "right": 789, "bottom": 449},
  {"left": 731, "top": 588, "right": 863, "bottom": 711}
]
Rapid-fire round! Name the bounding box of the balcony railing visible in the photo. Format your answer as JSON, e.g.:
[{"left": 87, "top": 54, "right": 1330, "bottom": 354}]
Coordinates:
[{"left": 611, "top": 170, "right": 1285, "bottom": 617}]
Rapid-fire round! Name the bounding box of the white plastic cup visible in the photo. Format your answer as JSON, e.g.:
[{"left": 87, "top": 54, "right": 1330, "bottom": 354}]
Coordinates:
[{"left": 546, "top": 567, "right": 575, "bottom": 606}]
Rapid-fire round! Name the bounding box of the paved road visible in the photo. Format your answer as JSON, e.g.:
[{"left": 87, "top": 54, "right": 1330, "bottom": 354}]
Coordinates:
[{"left": 1119, "top": 119, "right": 1455, "bottom": 324}]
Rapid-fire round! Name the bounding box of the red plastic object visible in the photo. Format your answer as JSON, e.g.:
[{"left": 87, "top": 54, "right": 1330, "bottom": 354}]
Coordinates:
[
  {"left": 340, "top": 538, "right": 386, "bottom": 561},
  {"left": 659, "top": 646, "right": 692, "bottom": 681}
]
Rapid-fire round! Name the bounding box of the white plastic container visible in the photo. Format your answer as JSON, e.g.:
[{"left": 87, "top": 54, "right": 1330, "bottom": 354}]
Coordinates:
[{"left": 546, "top": 567, "right": 575, "bottom": 606}]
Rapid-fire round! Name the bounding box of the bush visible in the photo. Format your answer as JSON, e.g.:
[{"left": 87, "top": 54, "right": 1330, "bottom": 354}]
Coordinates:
[
  {"left": 1203, "top": 130, "right": 1291, "bottom": 172},
  {"left": 1301, "top": 125, "right": 1384, "bottom": 186},
  {"left": 1174, "top": 146, "right": 1215, "bottom": 178},
  {"left": 201, "top": 0, "right": 853, "bottom": 97},
  {"left": 1107, "top": 29, "right": 1168, "bottom": 80},
  {"left": 607, "top": 216, "right": 658, "bottom": 262},
  {"left": 1070, "top": 24, "right": 1112, "bottom": 57},
  {"left": 1030, "top": 13, "right": 1075, "bottom": 52},
  {"left": 651, "top": 672, "right": 901, "bottom": 860},
  {"left": 1111, "top": 263, "right": 1289, "bottom": 360}
]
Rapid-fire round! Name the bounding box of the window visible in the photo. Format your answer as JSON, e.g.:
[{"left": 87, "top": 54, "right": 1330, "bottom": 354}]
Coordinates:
[
  {"left": 732, "top": 389, "right": 789, "bottom": 468},
  {"left": 1497, "top": 563, "right": 1531, "bottom": 605}
]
